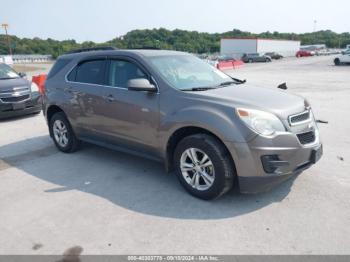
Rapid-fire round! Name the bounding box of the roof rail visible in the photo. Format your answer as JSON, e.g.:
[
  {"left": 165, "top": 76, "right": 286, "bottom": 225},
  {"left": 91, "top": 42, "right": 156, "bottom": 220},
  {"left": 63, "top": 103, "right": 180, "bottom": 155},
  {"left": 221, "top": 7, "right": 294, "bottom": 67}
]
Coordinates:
[
  {"left": 129, "top": 46, "right": 161, "bottom": 50},
  {"left": 65, "top": 46, "right": 117, "bottom": 54}
]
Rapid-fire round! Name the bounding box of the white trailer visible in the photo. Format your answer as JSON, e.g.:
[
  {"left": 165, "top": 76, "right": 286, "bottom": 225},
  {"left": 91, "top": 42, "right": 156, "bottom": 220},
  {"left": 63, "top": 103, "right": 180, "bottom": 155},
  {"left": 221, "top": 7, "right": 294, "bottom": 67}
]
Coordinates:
[
  {"left": 0, "top": 55, "right": 14, "bottom": 65},
  {"left": 221, "top": 38, "right": 300, "bottom": 58}
]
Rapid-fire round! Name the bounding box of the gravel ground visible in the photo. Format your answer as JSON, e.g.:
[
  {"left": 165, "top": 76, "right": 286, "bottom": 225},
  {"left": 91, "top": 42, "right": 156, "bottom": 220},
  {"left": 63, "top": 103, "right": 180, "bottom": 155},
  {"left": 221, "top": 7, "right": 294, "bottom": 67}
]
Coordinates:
[{"left": 0, "top": 56, "right": 349, "bottom": 255}]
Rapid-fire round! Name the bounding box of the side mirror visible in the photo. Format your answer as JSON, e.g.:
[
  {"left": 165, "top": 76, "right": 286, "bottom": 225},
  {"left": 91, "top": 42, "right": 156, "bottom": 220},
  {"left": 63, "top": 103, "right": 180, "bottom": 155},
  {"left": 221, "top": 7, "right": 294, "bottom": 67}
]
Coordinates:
[
  {"left": 127, "top": 78, "right": 157, "bottom": 92},
  {"left": 18, "top": 72, "right": 27, "bottom": 78},
  {"left": 277, "top": 82, "right": 287, "bottom": 90}
]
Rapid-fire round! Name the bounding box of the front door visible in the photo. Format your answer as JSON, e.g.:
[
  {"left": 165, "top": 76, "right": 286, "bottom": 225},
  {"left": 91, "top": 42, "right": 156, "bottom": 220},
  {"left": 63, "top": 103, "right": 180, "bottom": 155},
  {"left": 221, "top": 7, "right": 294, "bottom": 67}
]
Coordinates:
[{"left": 99, "top": 58, "right": 160, "bottom": 156}]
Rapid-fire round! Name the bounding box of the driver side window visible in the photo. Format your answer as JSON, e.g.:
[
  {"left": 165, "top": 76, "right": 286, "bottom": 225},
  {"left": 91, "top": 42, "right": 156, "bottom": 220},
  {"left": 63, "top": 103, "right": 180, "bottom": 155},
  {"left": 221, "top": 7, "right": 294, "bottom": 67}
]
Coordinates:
[{"left": 108, "top": 60, "right": 147, "bottom": 88}]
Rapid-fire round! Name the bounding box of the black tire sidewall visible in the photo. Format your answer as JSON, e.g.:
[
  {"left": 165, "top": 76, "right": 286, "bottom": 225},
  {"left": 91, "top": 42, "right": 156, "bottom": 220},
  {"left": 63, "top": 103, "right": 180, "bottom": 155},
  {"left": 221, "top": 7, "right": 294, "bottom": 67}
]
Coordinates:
[{"left": 174, "top": 135, "right": 234, "bottom": 200}]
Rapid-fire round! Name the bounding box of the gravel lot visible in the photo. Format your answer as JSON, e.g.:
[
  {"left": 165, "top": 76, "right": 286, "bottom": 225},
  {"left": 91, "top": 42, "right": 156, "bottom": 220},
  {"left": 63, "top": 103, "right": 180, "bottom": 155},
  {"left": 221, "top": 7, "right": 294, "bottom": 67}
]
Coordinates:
[{"left": 0, "top": 56, "right": 349, "bottom": 255}]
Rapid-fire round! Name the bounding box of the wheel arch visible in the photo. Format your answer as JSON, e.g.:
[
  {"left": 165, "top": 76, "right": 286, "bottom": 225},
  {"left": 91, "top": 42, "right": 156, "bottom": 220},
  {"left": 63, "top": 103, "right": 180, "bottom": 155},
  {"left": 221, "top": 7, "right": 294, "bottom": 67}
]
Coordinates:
[
  {"left": 164, "top": 126, "right": 237, "bottom": 174},
  {"left": 46, "top": 105, "right": 67, "bottom": 137},
  {"left": 46, "top": 105, "right": 66, "bottom": 123}
]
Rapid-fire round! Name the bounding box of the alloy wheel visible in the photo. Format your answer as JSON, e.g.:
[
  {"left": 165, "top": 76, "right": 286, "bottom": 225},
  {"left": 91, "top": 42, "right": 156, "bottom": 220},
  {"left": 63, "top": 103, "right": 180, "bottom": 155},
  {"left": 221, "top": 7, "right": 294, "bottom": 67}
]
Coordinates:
[
  {"left": 180, "top": 148, "right": 215, "bottom": 191},
  {"left": 53, "top": 120, "right": 69, "bottom": 147}
]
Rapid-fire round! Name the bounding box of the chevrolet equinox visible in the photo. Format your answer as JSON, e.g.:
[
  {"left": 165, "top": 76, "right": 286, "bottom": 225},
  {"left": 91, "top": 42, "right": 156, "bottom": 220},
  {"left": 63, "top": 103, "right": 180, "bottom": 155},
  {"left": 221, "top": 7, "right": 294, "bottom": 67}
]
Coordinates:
[
  {"left": 43, "top": 48, "right": 323, "bottom": 200},
  {"left": 0, "top": 63, "right": 41, "bottom": 119}
]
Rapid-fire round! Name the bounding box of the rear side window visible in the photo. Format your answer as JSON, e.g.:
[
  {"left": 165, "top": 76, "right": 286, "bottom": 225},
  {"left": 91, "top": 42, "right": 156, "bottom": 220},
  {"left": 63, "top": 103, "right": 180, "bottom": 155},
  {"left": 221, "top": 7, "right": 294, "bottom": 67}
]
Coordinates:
[
  {"left": 47, "top": 59, "right": 71, "bottom": 80},
  {"left": 74, "top": 60, "right": 106, "bottom": 85}
]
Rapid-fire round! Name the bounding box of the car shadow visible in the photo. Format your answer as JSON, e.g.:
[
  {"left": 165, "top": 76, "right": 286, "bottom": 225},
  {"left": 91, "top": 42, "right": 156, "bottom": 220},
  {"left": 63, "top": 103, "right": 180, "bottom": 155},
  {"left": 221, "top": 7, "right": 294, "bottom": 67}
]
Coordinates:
[
  {"left": 0, "top": 135, "right": 298, "bottom": 220},
  {"left": 0, "top": 112, "right": 41, "bottom": 123}
]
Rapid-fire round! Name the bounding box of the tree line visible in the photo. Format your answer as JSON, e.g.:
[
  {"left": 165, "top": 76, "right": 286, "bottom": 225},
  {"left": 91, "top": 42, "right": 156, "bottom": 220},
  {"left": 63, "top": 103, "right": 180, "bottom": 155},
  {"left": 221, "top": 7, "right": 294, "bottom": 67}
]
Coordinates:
[{"left": 1, "top": 28, "right": 349, "bottom": 58}]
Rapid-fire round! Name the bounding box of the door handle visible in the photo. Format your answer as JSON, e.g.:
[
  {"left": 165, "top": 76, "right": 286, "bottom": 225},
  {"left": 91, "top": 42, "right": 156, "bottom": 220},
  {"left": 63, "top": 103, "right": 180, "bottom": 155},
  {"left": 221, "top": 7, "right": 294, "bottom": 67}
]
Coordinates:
[{"left": 104, "top": 94, "right": 115, "bottom": 102}]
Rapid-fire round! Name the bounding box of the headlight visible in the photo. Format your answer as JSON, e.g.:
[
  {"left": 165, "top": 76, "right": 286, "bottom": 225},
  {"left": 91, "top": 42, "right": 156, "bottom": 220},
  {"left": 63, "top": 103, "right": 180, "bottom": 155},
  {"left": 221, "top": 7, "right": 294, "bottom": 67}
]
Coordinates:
[
  {"left": 31, "top": 82, "right": 39, "bottom": 93},
  {"left": 236, "top": 108, "right": 286, "bottom": 136}
]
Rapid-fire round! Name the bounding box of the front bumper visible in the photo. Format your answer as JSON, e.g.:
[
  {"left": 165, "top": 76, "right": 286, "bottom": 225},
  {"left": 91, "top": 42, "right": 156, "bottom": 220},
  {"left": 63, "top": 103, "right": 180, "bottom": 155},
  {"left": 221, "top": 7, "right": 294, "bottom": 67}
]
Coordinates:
[
  {"left": 225, "top": 127, "right": 322, "bottom": 193},
  {"left": 0, "top": 93, "right": 42, "bottom": 119}
]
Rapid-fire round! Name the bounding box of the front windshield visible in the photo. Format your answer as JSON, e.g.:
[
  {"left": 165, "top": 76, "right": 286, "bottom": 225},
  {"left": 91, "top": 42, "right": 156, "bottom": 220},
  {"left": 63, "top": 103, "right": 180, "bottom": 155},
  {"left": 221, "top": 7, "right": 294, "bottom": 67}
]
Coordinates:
[
  {"left": 148, "top": 55, "right": 233, "bottom": 90},
  {"left": 0, "top": 63, "right": 20, "bottom": 79}
]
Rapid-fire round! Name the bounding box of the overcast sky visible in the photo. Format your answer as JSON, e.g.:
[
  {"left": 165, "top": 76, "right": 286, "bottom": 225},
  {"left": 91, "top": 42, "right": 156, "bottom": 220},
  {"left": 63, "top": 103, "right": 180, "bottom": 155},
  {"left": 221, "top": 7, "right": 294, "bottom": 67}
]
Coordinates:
[{"left": 1, "top": 0, "right": 349, "bottom": 42}]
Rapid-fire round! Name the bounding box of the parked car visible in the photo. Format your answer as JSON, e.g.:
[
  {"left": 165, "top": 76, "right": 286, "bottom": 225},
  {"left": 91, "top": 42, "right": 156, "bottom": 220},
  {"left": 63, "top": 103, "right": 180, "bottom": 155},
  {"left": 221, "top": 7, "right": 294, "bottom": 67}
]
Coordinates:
[
  {"left": 264, "top": 52, "right": 283, "bottom": 60},
  {"left": 296, "top": 50, "right": 313, "bottom": 57},
  {"left": 315, "top": 49, "right": 328, "bottom": 56},
  {"left": 341, "top": 48, "right": 350, "bottom": 55},
  {"left": 0, "top": 63, "right": 42, "bottom": 119},
  {"left": 217, "top": 55, "right": 236, "bottom": 62},
  {"left": 43, "top": 48, "right": 322, "bottom": 200},
  {"left": 207, "top": 59, "right": 219, "bottom": 68},
  {"left": 334, "top": 50, "right": 350, "bottom": 65},
  {"left": 242, "top": 53, "right": 272, "bottom": 63}
]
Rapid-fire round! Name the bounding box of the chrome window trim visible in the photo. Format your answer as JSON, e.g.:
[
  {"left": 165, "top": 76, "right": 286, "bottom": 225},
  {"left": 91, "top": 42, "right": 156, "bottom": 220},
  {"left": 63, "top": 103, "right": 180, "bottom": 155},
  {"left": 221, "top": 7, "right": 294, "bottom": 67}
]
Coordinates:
[{"left": 64, "top": 58, "right": 160, "bottom": 94}]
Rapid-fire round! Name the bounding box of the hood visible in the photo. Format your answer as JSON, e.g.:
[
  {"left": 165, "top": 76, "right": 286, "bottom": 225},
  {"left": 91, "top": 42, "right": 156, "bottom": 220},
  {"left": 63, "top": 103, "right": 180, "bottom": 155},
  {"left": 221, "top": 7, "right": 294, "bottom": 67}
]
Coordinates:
[
  {"left": 189, "top": 84, "right": 306, "bottom": 120},
  {"left": 0, "top": 77, "right": 30, "bottom": 91}
]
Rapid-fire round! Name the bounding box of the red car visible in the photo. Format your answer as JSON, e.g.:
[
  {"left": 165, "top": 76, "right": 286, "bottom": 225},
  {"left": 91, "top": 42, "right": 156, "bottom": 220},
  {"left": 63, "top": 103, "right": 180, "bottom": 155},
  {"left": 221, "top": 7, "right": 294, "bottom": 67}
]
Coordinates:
[{"left": 296, "top": 50, "right": 313, "bottom": 57}]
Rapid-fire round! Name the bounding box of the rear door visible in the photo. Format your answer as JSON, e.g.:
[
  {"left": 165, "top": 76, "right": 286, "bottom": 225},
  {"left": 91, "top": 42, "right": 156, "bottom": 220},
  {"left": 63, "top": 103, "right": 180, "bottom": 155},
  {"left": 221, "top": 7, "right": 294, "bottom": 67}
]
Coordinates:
[
  {"left": 65, "top": 57, "right": 108, "bottom": 137},
  {"left": 99, "top": 57, "right": 160, "bottom": 156}
]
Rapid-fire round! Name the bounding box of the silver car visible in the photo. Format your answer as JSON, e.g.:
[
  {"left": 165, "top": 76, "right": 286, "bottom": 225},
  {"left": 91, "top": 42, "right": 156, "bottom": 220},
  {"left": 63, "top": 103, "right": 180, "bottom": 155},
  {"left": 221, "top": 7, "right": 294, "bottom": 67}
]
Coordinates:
[{"left": 43, "top": 48, "right": 322, "bottom": 200}]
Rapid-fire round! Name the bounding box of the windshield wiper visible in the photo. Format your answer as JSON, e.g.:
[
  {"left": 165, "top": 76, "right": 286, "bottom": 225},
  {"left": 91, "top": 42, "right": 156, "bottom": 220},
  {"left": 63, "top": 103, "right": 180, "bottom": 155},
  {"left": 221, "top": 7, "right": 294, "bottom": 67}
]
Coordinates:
[
  {"left": 0, "top": 77, "right": 18, "bottom": 80},
  {"left": 181, "top": 87, "right": 219, "bottom": 91},
  {"left": 219, "top": 81, "right": 236, "bottom": 87},
  {"left": 217, "top": 78, "right": 246, "bottom": 87},
  {"left": 231, "top": 77, "right": 246, "bottom": 84}
]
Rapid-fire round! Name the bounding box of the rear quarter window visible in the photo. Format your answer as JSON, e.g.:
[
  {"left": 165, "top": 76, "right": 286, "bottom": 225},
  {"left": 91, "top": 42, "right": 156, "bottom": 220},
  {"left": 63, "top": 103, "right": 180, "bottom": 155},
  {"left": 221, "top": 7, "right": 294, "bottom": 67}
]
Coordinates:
[{"left": 47, "top": 58, "right": 72, "bottom": 80}]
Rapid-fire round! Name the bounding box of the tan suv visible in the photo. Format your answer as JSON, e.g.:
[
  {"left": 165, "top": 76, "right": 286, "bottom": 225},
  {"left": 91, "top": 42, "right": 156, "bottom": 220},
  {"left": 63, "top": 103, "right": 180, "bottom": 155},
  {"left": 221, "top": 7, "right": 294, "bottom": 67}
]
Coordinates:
[{"left": 43, "top": 47, "right": 322, "bottom": 200}]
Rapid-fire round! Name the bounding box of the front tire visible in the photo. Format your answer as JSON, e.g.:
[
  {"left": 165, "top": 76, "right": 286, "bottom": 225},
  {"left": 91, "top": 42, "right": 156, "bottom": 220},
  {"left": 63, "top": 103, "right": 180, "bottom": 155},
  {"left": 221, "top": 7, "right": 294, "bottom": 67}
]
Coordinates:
[
  {"left": 334, "top": 58, "right": 341, "bottom": 66},
  {"left": 49, "top": 112, "right": 80, "bottom": 153},
  {"left": 174, "top": 134, "right": 235, "bottom": 200}
]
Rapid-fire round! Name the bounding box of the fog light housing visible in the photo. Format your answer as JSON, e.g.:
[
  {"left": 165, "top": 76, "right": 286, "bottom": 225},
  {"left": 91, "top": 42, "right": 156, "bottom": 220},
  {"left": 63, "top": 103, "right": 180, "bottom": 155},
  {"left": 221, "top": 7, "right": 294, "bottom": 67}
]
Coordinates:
[{"left": 261, "top": 155, "right": 289, "bottom": 174}]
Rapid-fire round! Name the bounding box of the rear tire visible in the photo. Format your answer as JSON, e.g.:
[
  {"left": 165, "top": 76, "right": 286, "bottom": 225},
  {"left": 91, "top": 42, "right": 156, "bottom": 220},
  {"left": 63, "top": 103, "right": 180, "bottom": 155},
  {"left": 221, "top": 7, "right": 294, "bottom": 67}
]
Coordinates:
[
  {"left": 49, "top": 112, "right": 80, "bottom": 153},
  {"left": 174, "top": 134, "right": 235, "bottom": 200}
]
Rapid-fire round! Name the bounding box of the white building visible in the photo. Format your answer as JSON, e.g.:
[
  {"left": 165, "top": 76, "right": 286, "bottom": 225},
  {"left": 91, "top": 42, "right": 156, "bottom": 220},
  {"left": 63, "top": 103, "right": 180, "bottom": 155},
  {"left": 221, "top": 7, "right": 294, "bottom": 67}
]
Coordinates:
[
  {"left": 11, "top": 54, "right": 53, "bottom": 63},
  {"left": 0, "top": 55, "right": 13, "bottom": 65},
  {"left": 220, "top": 38, "right": 300, "bottom": 58}
]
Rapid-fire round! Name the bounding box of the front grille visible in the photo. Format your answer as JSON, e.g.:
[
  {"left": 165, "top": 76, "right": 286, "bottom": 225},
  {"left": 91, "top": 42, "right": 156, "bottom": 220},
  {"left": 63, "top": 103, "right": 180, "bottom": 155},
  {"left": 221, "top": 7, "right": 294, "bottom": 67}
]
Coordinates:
[
  {"left": 289, "top": 110, "right": 310, "bottom": 125},
  {"left": 0, "top": 86, "right": 31, "bottom": 103},
  {"left": 0, "top": 95, "right": 30, "bottom": 103},
  {"left": 297, "top": 131, "right": 316, "bottom": 145},
  {"left": 0, "top": 86, "right": 29, "bottom": 95}
]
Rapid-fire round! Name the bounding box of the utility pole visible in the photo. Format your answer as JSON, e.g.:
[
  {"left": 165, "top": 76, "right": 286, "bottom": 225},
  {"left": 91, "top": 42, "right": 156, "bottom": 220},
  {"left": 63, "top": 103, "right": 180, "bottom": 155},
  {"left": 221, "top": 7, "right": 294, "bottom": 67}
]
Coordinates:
[
  {"left": 313, "top": 20, "right": 317, "bottom": 33},
  {"left": 1, "top": 23, "right": 13, "bottom": 56}
]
